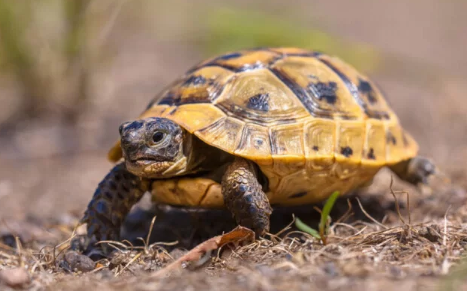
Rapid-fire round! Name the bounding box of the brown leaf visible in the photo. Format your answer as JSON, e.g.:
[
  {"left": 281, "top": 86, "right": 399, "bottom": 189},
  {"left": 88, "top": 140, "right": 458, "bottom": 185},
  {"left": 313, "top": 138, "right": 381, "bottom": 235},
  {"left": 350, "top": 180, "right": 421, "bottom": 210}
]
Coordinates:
[{"left": 152, "top": 226, "right": 254, "bottom": 277}]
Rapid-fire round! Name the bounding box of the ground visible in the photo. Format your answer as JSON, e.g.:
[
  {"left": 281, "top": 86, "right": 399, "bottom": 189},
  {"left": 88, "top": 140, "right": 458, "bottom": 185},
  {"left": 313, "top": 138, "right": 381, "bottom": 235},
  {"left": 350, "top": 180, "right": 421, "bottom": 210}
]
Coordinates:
[
  {"left": 2, "top": 179, "right": 467, "bottom": 291},
  {"left": 1, "top": 0, "right": 467, "bottom": 290}
]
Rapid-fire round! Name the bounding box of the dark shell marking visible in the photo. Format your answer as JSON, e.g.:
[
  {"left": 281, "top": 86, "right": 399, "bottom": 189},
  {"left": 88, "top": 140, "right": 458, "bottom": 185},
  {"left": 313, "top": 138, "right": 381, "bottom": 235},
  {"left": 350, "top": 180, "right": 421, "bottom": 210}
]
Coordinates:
[
  {"left": 149, "top": 48, "right": 394, "bottom": 122},
  {"left": 196, "top": 51, "right": 284, "bottom": 73},
  {"left": 312, "top": 146, "right": 319, "bottom": 151},
  {"left": 216, "top": 52, "right": 243, "bottom": 60},
  {"left": 159, "top": 92, "right": 211, "bottom": 106},
  {"left": 386, "top": 132, "right": 397, "bottom": 145},
  {"left": 402, "top": 133, "right": 409, "bottom": 146},
  {"left": 157, "top": 92, "right": 178, "bottom": 105},
  {"left": 317, "top": 58, "right": 389, "bottom": 120},
  {"left": 358, "top": 79, "right": 377, "bottom": 104},
  {"left": 158, "top": 79, "right": 226, "bottom": 106},
  {"left": 308, "top": 81, "right": 338, "bottom": 104},
  {"left": 145, "top": 97, "right": 159, "bottom": 110},
  {"left": 247, "top": 93, "right": 270, "bottom": 112},
  {"left": 289, "top": 192, "right": 308, "bottom": 199},
  {"left": 341, "top": 146, "right": 353, "bottom": 157},
  {"left": 183, "top": 75, "right": 207, "bottom": 86},
  {"left": 367, "top": 148, "right": 376, "bottom": 160},
  {"left": 270, "top": 68, "right": 333, "bottom": 119},
  {"left": 255, "top": 139, "right": 264, "bottom": 146},
  {"left": 367, "top": 111, "right": 390, "bottom": 120}
]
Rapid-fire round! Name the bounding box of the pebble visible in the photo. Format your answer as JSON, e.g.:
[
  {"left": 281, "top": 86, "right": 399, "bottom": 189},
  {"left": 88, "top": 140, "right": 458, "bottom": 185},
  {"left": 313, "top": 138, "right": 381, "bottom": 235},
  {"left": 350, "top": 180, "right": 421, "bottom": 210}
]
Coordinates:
[
  {"left": 0, "top": 267, "right": 30, "bottom": 288},
  {"left": 62, "top": 251, "right": 96, "bottom": 273}
]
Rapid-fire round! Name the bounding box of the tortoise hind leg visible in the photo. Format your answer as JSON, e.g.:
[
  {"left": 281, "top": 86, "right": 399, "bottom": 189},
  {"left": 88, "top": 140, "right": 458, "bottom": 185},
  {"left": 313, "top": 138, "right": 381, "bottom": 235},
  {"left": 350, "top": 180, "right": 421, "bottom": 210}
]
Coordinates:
[
  {"left": 389, "top": 156, "right": 436, "bottom": 185},
  {"left": 221, "top": 157, "right": 272, "bottom": 237},
  {"left": 81, "top": 162, "right": 150, "bottom": 243}
]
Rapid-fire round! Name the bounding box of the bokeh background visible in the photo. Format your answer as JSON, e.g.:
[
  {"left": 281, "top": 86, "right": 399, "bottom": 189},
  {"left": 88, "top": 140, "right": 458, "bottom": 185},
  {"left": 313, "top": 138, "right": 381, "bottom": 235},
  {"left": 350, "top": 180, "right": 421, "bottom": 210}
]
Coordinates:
[{"left": 0, "top": 0, "right": 466, "bottom": 220}]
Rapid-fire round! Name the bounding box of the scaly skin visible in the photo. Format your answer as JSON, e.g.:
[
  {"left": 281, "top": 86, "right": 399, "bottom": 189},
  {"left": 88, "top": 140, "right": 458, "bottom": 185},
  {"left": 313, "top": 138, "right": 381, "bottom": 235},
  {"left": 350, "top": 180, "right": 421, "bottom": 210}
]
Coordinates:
[
  {"left": 221, "top": 158, "right": 272, "bottom": 236},
  {"left": 81, "top": 162, "right": 150, "bottom": 242},
  {"left": 390, "top": 156, "right": 436, "bottom": 185}
]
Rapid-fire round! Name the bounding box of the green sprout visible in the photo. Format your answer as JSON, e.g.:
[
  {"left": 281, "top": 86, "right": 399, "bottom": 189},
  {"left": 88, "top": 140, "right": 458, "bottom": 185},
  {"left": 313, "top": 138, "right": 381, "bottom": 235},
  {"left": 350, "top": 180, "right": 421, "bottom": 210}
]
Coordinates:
[{"left": 295, "top": 191, "right": 340, "bottom": 244}]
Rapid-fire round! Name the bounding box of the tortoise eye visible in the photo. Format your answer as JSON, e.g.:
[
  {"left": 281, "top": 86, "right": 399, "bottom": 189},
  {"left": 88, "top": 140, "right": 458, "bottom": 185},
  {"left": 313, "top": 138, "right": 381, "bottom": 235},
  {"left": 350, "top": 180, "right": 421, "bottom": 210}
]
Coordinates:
[{"left": 152, "top": 131, "right": 166, "bottom": 143}]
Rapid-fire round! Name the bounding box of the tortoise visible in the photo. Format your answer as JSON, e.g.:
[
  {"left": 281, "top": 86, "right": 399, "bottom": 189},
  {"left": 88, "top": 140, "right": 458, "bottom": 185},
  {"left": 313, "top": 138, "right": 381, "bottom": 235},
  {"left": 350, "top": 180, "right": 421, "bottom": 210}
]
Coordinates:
[{"left": 81, "top": 47, "right": 436, "bottom": 242}]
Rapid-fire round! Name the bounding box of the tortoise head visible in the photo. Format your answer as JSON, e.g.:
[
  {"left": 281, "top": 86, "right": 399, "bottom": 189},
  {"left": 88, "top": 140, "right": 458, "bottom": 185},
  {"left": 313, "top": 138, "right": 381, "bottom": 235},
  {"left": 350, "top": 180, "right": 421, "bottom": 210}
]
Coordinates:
[{"left": 119, "top": 117, "right": 189, "bottom": 178}]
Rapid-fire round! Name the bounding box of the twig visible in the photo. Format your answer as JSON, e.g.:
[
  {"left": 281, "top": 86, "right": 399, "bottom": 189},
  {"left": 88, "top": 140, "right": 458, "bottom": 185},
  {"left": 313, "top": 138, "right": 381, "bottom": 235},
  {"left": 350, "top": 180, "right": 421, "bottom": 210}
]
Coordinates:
[
  {"left": 313, "top": 206, "right": 322, "bottom": 214},
  {"left": 15, "top": 236, "right": 24, "bottom": 268},
  {"left": 96, "top": 240, "right": 128, "bottom": 250},
  {"left": 115, "top": 252, "right": 142, "bottom": 277},
  {"left": 335, "top": 199, "right": 354, "bottom": 224},
  {"left": 274, "top": 214, "right": 296, "bottom": 238},
  {"left": 444, "top": 205, "right": 452, "bottom": 246},
  {"left": 355, "top": 197, "right": 388, "bottom": 229},
  {"left": 406, "top": 189, "right": 411, "bottom": 225},
  {"left": 389, "top": 176, "right": 406, "bottom": 225},
  {"left": 121, "top": 240, "right": 134, "bottom": 251},
  {"left": 282, "top": 230, "right": 318, "bottom": 242},
  {"left": 52, "top": 230, "right": 78, "bottom": 268},
  {"left": 144, "top": 216, "right": 157, "bottom": 252}
]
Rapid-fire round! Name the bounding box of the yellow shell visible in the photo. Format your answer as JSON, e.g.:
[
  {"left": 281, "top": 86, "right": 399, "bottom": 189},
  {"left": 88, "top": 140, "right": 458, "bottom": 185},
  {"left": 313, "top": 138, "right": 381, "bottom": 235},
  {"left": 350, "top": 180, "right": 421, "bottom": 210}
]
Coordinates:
[{"left": 108, "top": 48, "right": 418, "bottom": 208}]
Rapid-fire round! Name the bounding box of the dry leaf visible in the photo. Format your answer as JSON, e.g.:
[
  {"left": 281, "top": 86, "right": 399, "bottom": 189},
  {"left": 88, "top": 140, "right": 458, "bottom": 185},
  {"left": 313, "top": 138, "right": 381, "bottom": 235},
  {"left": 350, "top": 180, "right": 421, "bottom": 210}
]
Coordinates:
[{"left": 152, "top": 226, "right": 254, "bottom": 277}]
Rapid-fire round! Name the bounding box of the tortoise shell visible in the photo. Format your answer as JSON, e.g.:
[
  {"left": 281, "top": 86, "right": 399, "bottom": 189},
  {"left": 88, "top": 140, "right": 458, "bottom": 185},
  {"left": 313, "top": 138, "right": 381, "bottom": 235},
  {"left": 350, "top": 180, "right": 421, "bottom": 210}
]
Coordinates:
[{"left": 108, "top": 47, "right": 418, "bottom": 207}]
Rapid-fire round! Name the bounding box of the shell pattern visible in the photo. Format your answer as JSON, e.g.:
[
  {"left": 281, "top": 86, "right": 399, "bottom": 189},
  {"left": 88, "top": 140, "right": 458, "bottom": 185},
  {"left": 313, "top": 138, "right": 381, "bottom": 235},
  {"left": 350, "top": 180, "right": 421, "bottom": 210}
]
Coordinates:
[{"left": 109, "top": 48, "right": 418, "bottom": 207}]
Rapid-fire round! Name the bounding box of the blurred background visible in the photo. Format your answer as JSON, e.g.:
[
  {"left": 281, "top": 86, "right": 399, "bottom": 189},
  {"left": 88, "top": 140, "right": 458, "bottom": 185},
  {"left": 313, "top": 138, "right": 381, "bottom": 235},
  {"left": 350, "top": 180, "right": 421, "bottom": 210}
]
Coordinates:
[{"left": 0, "top": 0, "right": 466, "bottom": 220}]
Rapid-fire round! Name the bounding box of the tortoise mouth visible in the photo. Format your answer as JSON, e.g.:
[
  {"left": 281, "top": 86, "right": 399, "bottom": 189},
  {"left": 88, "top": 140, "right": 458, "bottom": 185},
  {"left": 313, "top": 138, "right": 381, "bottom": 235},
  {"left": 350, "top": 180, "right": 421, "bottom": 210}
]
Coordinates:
[
  {"left": 129, "top": 157, "right": 161, "bottom": 166},
  {"left": 125, "top": 158, "right": 175, "bottom": 178},
  {"left": 131, "top": 157, "right": 158, "bottom": 162}
]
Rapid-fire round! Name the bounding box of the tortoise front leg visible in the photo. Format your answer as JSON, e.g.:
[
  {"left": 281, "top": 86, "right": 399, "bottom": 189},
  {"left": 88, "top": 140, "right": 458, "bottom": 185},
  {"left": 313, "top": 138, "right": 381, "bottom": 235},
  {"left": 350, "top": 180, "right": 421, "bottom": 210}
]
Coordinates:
[
  {"left": 82, "top": 162, "right": 150, "bottom": 242},
  {"left": 221, "top": 157, "right": 272, "bottom": 236}
]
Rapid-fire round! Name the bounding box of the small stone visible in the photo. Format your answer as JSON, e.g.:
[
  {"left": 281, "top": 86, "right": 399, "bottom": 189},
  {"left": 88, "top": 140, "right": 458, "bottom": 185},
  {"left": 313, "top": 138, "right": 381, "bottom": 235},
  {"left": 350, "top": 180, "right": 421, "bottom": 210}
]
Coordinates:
[
  {"left": 0, "top": 267, "right": 30, "bottom": 288},
  {"left": 323, "top": 262, "right": 339, "bottom": 277},
  {"left": 389, "top": 265, "right": 405, "bottom": 278},
  {"left": 340, "top": 260, "right": 369, "bottom": 278},
  {"left": 61, "top": 251, "right": 96, "bottom": 273}
]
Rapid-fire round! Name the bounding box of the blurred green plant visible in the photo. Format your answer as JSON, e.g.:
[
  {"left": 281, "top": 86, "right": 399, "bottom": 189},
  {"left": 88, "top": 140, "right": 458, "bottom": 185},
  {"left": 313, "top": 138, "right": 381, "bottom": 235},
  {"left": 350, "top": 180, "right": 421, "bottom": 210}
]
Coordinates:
[
  {"left": 62, "top": 0, "right": 90, "bottom": 122},
  {"left": 0, "top": 0, "right": 108, "bottom": 126},
  {"left": 295, "top": 191, "right": 340, "bottom": 245},
  {"left": 204, "top": 8, "right": 381, "bottom": 73},
  {"left": 439, "top": 256, "right": 467, "bottom": 291},
  {"left": 295, "top": 217, "right": 320, "bottom": 239},
  {"left": 0, "top": 0, "right": 42, "bottom": 118}
]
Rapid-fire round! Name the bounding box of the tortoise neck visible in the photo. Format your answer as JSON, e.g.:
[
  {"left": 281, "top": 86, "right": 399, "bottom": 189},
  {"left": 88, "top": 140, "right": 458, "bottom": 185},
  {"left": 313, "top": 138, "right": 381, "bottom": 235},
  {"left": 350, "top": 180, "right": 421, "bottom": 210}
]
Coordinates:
[{"left": 183, "top": 133, "right": 233, "bottom": 175}]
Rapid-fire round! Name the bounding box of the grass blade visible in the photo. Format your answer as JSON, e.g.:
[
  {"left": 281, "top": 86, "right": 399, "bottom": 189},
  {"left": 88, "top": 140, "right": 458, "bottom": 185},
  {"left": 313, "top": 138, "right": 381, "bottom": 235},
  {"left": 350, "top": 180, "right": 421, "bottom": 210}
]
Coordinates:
[
  {"left": 295, "top": 218, "right": 320, "bottom": 239},
  {"left": 319, "top": 191, "right": 340, "bottom": 244}
]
